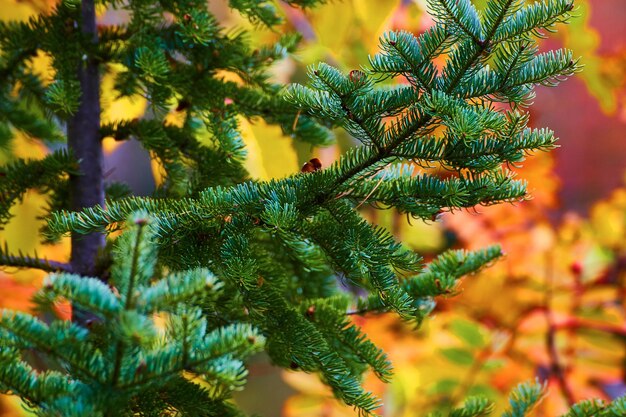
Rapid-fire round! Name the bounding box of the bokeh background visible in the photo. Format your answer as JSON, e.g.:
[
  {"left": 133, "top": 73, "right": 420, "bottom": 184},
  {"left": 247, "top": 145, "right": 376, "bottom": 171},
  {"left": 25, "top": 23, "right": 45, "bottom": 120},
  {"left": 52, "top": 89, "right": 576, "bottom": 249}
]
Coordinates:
[{"left": 1, "top": 0, "right": 626, "bottom": 416}]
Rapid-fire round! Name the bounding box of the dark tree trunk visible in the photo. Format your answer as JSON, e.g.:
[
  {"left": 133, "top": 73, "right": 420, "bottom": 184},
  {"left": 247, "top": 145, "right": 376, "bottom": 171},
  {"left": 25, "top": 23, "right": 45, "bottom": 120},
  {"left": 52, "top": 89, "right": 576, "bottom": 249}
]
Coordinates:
[{"left": 67, "top": 0, "right": 103, "bottom": 292}]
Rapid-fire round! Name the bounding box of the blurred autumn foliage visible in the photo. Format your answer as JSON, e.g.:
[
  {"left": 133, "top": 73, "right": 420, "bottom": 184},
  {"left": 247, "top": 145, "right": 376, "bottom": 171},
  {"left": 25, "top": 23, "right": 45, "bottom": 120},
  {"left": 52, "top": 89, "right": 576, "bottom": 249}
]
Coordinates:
[{"left": 2, "top": 0, "right": 626, "bottom": 416}]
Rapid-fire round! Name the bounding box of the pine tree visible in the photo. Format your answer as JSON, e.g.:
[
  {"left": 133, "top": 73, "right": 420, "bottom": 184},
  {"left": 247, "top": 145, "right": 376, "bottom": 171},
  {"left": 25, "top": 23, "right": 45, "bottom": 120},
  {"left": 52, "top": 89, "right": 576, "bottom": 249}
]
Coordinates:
[{"left": 0, "top": 0, "right": 621, "bottom": 416}]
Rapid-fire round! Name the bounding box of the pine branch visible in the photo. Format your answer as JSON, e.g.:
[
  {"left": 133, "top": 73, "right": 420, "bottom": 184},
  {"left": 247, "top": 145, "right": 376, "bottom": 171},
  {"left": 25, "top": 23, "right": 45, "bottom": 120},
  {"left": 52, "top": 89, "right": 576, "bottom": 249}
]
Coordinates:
[
  {"left": 110, "top": 218, "right": 147, "bottom": 387},
  {"left": 0, "top": 150, "right": 77, "bottom": 228},
  {"left": 369, "top": 28, "right": 448, "bottom": 90},
  {"left": 298, "top": 17, "right": 529, "bottom": 209},
  {"left": 449, "top": 396, "right": 494, "bottom": 417},
  {"left": 501, "top": 381, "right": 546, "bottom": 417},
  {"left": 0, "top": 311, "right": 102, "bottom": 382},
  {"left": 0, "top": 244, "right": 72, "bottom": 273},
  {"left": 428, "top": 0, "right": 484, "bottom": 45}
]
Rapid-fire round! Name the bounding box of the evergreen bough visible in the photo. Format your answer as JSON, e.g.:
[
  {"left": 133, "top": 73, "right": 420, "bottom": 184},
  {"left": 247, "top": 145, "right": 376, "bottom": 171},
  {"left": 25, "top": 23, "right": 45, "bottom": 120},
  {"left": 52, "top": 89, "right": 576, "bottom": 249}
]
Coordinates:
[{"left": 0, "top": 0, "right": 622, "bottom": 415}]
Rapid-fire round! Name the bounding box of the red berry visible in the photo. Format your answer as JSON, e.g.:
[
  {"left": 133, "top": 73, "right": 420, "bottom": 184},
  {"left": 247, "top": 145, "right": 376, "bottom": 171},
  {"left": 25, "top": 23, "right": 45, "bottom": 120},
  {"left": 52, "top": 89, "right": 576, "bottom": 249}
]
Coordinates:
[
  {"left": 349, "top": 70, "right": 365, "bottom": 83},
  {"left": 570, "top": 261, "right": 583, "bottom": 275},
  {"left": 309, "top": 158, "right": 322, "bottom": 170}
]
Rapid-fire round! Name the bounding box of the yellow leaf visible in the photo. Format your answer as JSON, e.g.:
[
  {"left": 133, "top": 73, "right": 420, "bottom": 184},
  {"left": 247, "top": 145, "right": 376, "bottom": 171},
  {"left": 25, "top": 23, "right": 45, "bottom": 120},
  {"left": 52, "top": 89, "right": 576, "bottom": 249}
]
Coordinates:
[
  {"left": 309, "top": 1, "right": 356, "bottom": 59},
  {"left": 0, "top": 134, "right": 70, "bottom": 285},
  {"left": 101, "top": 65, "right": 147, "bottom": 124},
  {"left": 307, "top": 0, "right": 401, "bottom": 65},
  {"left": 282, "top": 371, "right": 331, "bottom": 396},
  {"left": 353, "top": 0, "right": 401, "bottom": 53},
  {"left": 239, "top": 118, "right": 299, "bottom": 180},
  {"left": 390, "top": 366, "right": 422, "bottom": 406},
  {"left": 398, "top": 215, "right": 445, "bottom": 252},
  {"left": 283, "top": 394, "right": 357, "bottom": 417},
  {"left": 239, "top": 118, "right": 269, "bottom": 179},
  {"left": 27, "top": 50, "right": 53, "bottom": 86},
  {"left": 590, "top": 200, "right": 625, "bottom": 247},
  {"left": 0, "top": 0, "right": 37, "bottom": 22},
  {"left": 101, "top": 64, "right": 148, "bottom": 154},
  {"left": 0, "top": 394, "right": 36, "bottom": 416}
]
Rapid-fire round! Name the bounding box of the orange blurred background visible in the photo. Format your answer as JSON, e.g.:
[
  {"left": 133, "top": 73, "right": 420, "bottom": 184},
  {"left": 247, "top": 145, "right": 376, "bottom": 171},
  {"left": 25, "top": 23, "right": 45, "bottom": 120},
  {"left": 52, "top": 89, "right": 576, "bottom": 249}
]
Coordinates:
[{"left": 1, "top": 0, "right": 626, "bottom": 416}]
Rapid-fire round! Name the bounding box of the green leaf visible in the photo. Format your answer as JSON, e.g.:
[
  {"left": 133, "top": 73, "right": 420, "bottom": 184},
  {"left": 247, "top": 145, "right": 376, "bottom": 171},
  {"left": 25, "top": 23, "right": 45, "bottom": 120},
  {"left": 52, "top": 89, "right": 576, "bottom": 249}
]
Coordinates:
[
  {"left": 448, "top": 318, "right": 486, "bottom": 348},
  {"left": 440, "top": 347, "right": 474, "bottom": 366},
  {"left": 432, "top": 378, "right": 460, "bottom": 394}
]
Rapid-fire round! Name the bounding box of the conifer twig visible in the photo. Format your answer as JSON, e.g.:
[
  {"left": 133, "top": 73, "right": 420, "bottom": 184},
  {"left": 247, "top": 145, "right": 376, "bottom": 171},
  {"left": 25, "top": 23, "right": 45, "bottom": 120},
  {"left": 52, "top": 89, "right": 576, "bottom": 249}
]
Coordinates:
[
  {"left": 355, "top": 171, "right": 387, "bottom": 209},
  {"left": 346, "top": 307, "right": 389, "bottom": 316},
  {"left": 109, "top": 220, "right": 146, "bottom": 389},
  {"left": 0, "top": 250, "right": 72, "bottom": 273}
]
